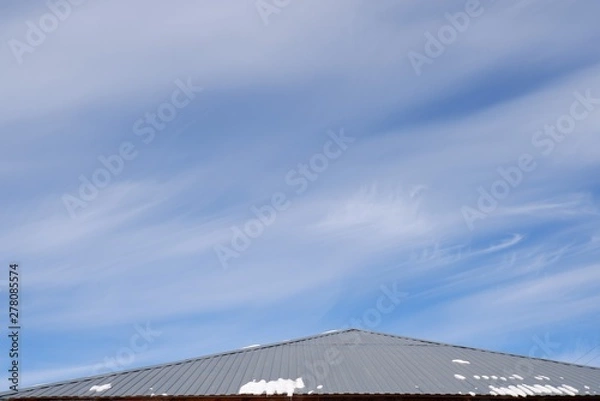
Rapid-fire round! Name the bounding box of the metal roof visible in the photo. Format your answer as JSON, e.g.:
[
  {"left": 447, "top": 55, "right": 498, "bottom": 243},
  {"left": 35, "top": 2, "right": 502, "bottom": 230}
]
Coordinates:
[{"left": 4, "top": 329, "right": 600, "bottom": 398}]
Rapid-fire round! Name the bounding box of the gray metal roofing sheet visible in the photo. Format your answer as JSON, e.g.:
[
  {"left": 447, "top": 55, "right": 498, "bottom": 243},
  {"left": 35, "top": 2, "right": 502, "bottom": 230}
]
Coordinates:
[{"left": 3, "top": 329, "right": 600, "bottom": 398}]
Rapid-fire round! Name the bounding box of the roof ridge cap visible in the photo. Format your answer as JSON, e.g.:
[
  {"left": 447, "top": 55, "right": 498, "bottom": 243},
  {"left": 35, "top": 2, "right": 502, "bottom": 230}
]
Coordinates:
[{"left": 9, "top": 329, "right": 360, "bottom": 394}]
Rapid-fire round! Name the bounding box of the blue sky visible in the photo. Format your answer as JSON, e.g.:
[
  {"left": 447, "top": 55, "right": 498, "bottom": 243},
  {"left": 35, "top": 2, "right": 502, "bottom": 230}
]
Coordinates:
[{"left": 1, "top": 0, "right": 600, "bottom": 391}]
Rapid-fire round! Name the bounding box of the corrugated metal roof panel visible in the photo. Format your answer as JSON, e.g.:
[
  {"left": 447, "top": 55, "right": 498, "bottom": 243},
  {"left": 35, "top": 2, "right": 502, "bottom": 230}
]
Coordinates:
[{"left": 4, "top": 329, "right": 600, "bottom": 398}]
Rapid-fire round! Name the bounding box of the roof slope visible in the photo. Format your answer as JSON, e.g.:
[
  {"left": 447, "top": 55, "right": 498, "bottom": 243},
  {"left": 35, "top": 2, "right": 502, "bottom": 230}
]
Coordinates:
[{"left": 4, "top": 329, "right": 600, "bottom": 398}]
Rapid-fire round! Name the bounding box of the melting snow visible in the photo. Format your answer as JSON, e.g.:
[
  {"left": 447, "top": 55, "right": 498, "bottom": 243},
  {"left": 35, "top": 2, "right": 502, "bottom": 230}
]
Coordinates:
[
  {"left": 239, "top": 378, "right": 305, "bottom": 396},
  {"left": 511, "top": 375, "right": 524, "bottom": 381},
  {"left": 317, "top": 385, "right": 323, "bottom": 390},
  {"left": 454, "top": 374, "right": 466, "bottom": 380},
  {"left": 516, "top": 385, "right": 535, "bottom": 396},
  {"left": 489, "top": 385, "right": 527, "bottom": 397},
  {"left": 474, "top": 376, "right": 481, "bottom": 380},
  {"left": 469, "top": 392, "right": 476, "bottom": 396},
  {"left": 89, "top": 383, "right": 112, "bottom": 393},
  {"left": 452, "top": 359, "right": 471, "bottom": 365},
  {"left": 560, "top": 385, "right": 579, "bottom": 395},
  {"left": 486, "top": 383, "right": 581, "bottom": 397}
]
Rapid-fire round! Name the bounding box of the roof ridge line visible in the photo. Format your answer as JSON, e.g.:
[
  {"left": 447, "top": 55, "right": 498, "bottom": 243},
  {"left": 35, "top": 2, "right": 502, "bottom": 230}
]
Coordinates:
[
  {"left": 348, "top": 328, "right": 447, "bottom": 346},
  {"left": 357, "top": 329, "right": 600, "bottom": 371},
  {"left": 10, "top": 329, "right": 359, "bottom": 395}
]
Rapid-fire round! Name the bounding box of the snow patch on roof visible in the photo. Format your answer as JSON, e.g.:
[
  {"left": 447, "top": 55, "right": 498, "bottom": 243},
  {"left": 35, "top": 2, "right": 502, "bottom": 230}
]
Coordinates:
[
  {"left": 243, "top": 344, "right": 261, "bottom": 349},
  {"left": 560, "top": 385, "right": 579, "bottom": 395},
  {"left": 89, "top": 383, "right": 112, "bottom": 393},
  {"left": 454, "top": 374, "right": 466, "bottom": 380},
  {"left": 488, "top": 383, "right": 581, "bottom": 397},
  {"left": 489, "top": 385, "right": 527, "bottom": 397},
  {"left": 452, "top": 359, "right": 471, "bottom": 365},
  {"left": 239, "top": 378, "right": 305, "bottom": 396}
]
